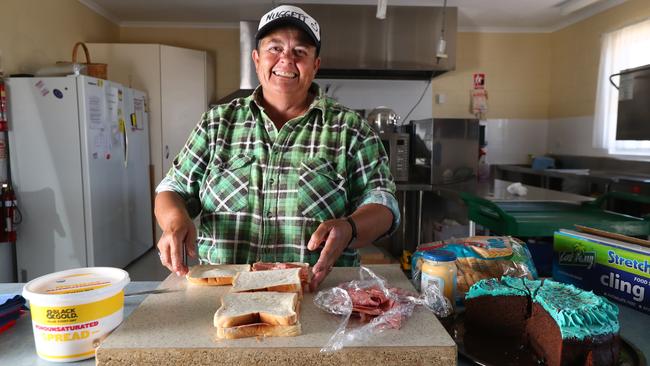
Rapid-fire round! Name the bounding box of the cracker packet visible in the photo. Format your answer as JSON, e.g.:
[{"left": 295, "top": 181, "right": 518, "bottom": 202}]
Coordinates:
[{"left": 411, "top": 236, "right": 538, "bottom": 302}]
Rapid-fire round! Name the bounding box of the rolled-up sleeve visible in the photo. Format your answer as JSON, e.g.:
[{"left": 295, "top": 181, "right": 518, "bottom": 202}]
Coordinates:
[{"left": 344, "top": 117, "right": 400, "bottom": 237}]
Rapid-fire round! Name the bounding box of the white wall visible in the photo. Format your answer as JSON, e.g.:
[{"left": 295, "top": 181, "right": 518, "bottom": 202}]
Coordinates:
[
  {"left": 546, "top": 116, "right": 607, "bottom": 157},
  {"left": 484, "top": 119, "right": 549, "bottom": 165},
  {"left": 315, "top": 79, "right": 433, "bottom": 124},
  {"left": 313, "top": 79, "right": 554, "bottom": 166}
]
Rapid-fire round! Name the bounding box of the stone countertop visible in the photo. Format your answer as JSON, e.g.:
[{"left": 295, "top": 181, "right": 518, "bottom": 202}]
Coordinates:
[
  {"left": 3, "top": 271, "right": 648, "bottom": 365},
  {"left": 435, "top": 179, "right": 595, "bottom": 204},
  {"left": 95, "top": 264, "right": 456, "bottom": 365}
]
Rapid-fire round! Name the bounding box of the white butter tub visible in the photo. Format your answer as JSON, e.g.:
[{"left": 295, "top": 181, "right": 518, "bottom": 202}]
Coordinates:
[{"left": 22, "top": 267, "right": 130, "bottom": 362}]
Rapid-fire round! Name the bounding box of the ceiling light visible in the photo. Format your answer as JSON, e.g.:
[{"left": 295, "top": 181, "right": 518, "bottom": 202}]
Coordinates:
[{"left": 376, "top": 0, "right": 387, "bottom": 19}]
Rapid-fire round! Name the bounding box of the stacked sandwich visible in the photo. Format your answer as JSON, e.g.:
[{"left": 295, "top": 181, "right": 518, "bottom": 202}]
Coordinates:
[{"left": 187, "top": 263, "right": 306, "bottom": 339}]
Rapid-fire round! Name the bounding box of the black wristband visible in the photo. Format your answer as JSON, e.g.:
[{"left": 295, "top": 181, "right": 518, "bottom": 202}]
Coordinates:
[{"left": 345, "top": 216, "right": 357, "bottom": 249}]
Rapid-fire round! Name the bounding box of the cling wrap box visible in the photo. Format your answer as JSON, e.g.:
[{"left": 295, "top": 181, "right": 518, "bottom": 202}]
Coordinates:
[{"left": 553, "top": 229, "right": 650, "bottom": 315}]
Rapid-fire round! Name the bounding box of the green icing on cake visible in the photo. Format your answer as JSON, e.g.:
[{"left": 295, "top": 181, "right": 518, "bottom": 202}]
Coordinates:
[
  {"left": 465, "top": 277, "right": 619, "bottom": 341},
  {"left": 465, "top": 276, "right": 528, "bottom": 299},
  {"left": 534, "top": 279, "right": 619, "bottom": 340}
]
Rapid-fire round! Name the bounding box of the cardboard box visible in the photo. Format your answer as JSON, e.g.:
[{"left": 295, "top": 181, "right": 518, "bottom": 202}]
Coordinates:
[
  {"left": 553, "top": 229, "right": 650, "bottom": 315},
  {"left": 433, "top": 220, "right": 469, "bottom": 242},
  {"left": 359, "top": 245, "right": 398, "bottom": 265}
]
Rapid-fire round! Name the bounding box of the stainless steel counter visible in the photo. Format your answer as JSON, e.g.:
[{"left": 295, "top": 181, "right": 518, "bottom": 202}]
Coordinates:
[
  {"left": 435, "top": 179, "right": 594, "bottom": 204},
  {"left": 498, "top": 164, "right": 650, "bottom": 184}
]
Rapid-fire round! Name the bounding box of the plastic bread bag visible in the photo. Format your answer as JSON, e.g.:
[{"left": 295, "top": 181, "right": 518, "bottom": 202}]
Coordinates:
[
  {"left": 313, "top": 266, "right": 452, "bottom": 353},
  {"left": 412, "top": 236, "right": 538, "bottom": 302}
]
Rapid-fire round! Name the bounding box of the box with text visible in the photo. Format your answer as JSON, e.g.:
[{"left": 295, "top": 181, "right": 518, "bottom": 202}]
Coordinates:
[{"left": 553, "top": 229, "right": 650, "bottom": 315}]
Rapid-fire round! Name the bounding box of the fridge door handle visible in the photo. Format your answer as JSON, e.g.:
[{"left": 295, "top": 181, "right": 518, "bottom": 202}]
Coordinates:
[
  {"left": 165, "top": 145, "right": 169, "bottom": 159},
  {"left": 121, "top": 119, "right": 128, "bottom": 168}
]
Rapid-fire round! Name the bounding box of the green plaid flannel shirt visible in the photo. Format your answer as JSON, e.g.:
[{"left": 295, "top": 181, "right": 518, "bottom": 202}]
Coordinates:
[{"left": 156, "top": 83, "right": 400, "bottom": 267}]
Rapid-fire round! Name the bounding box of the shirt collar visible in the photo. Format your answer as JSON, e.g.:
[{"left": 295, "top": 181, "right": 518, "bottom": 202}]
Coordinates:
[{"left": 248, "top": 83, "right": 327, "bottom": 116}]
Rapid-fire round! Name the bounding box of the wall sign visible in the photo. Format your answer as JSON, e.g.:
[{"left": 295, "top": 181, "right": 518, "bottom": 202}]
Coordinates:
[{"left": 473, "top": 73, "right": 485, "bottom": 89}]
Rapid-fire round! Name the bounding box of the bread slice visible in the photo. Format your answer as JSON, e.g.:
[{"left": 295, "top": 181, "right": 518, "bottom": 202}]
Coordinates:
[
  {"left": 216, "top": 322, "right": 302, "bottom": 339},
  {"left": 214, "top": 292, "right": 298, "bottom": 328},
  {"left": 231, "top": 268, "right": 302, "bottom": 293},
  {"left": 186, "top": 264, "right": 251, "bottom": 286},
  {"left": 252, "top": 262, "right": 311, "bottom": 291}
]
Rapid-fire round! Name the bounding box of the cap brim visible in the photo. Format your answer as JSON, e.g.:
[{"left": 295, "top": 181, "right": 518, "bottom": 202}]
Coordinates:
[{"left": 255, "top": 17, "right": 320, "bottom": 52}]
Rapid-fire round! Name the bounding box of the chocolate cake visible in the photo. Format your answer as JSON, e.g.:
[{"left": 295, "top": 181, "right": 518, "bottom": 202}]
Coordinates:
[{"left": 465, "top": 277, "right": 620, "bottom": 366}]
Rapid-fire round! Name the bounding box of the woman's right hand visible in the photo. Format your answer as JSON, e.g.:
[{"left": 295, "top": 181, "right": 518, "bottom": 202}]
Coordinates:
[{"left": 154, "top": 192, "right": 198, "bottom": 276}]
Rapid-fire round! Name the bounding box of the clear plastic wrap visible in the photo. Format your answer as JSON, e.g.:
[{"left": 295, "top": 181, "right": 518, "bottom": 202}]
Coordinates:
[
  {"left": 313, "top": 266, "right": 452, "bottom": 353},
  {"left": 412, "top": 236, "right": 538, "bottom": 302}
]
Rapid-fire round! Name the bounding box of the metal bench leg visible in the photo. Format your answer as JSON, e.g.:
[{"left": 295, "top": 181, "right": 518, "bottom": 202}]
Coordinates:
[{"left": 417, "top": 190, "right": 423, "bottom": 245}]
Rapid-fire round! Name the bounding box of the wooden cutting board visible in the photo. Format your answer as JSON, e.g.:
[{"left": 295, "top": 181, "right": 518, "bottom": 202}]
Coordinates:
[{"left": 96, "top": 264, "right": 456, "bottom": 366}]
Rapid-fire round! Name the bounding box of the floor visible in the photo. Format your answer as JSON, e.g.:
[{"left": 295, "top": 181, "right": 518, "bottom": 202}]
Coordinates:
[{"left": 124, "top": 248, "right": 173, "bottom": 281}]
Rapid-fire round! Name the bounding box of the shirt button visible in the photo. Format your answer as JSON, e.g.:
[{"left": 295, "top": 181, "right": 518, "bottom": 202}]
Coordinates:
[
  {"left": 268, "top": 178, "right": 275, "bottom": 185},
  {"left": 266, "top": 211, "right": 273, "bottom": 218}
]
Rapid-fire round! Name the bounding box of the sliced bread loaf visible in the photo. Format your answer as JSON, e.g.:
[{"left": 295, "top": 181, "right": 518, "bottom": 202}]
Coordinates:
[
  {"left": 216, "top": 322, "right": 302, "bottom": 339},
  {"left": 186, "top": 264, "right": 251, "bottom": 286},
  {"left": 214, "top": 291, "right": 299, "bottom": 328},
  {"left": 231, "top": 267, "right": 302, "bottom": 293},
  {"left": 252, "top": 262, "right": 311, "bottom": 291}
]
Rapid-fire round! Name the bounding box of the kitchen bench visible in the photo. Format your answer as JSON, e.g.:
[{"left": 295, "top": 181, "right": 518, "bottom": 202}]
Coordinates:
[
  {"left": 1, "top": 265, "right": 458, "bottom": 366},
  {"left": 2, "top": 265, "right": 648, "bottom": 365}
]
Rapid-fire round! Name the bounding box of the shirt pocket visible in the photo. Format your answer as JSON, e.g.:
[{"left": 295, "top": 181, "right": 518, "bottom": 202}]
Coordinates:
[
  {"left": 298, "top": 157, "right": 347, "bottom": 222},
  {"left": 201, "top": 154, "right": 254, "bottom": 213}
]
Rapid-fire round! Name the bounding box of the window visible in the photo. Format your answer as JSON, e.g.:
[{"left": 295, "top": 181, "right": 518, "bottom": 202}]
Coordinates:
[{"left": 593, "top": 18, "right": 650, "bottom": 156}]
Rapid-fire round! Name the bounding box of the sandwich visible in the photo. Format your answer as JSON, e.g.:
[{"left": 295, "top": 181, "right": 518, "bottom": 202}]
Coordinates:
[
  {"left": 214, "top": 292, "right": 301, "bottom": 339},
  {"left": 231, "top": 267, "right": 303, "bottom": 294},
  {"left": 252, "top": 262, "right": 311, "bottom": 291},
  {"left": 186, "top": 264, "right": 251, "bottom": 286}
]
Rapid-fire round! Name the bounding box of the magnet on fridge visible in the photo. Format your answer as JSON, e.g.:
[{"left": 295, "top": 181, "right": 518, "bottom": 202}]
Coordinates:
[{"left": 130, "top": 113, "right": 137, "bottom": 128}]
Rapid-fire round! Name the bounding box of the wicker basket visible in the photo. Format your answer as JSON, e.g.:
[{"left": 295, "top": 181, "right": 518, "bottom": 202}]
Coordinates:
[{"left": 60, "top": 42, "right": 107, "bottom": 79}]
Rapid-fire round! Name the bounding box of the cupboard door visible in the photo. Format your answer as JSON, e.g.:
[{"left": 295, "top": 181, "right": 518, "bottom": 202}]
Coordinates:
[{"left": 160, "top": 45, "right": 208, "bottom": 176}]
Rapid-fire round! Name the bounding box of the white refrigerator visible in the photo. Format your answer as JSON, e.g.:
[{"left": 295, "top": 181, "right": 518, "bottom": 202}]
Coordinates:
[{"left": 7, "top": 76, "right": 153, "bottom": 281}]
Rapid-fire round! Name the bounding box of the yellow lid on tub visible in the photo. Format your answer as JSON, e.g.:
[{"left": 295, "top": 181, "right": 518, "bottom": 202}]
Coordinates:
[{"left": 23, "top": 267, "right": 130, "bottom": 307}]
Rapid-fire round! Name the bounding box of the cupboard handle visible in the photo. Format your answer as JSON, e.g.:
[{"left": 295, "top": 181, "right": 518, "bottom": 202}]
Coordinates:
[{"left": 165, "top": 145, "right": 169, "bottom": 159}]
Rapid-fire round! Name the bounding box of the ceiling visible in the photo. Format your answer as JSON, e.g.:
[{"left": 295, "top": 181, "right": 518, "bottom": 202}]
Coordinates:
[{"left": 79, "top": 0, "right": 627, "bottom": 33}]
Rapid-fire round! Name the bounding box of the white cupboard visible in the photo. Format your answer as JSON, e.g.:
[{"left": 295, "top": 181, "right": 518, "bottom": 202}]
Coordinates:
[{"left": 87, "top": 43, "right": 215, "bottom": 239}]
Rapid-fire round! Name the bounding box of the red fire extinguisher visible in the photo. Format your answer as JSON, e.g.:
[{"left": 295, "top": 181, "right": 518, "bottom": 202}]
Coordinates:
[
  {"left": 2, "top": 184, "right": 17, "bottom": 242},
  {"left": 0, "top": 81, "right": 7, "bottom": 132}
]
